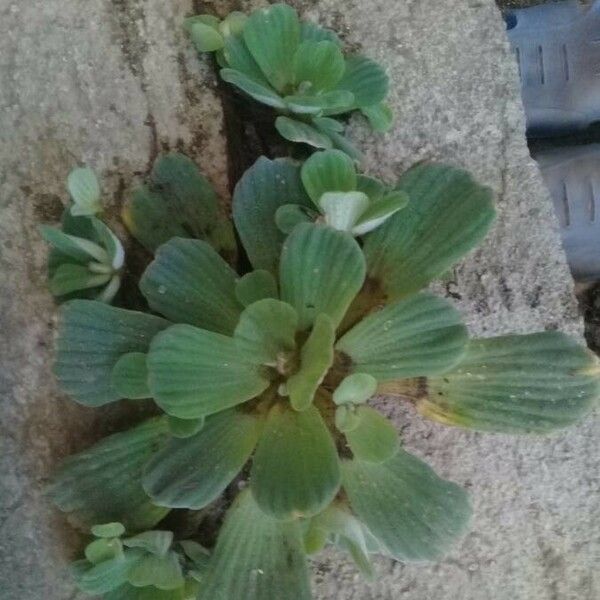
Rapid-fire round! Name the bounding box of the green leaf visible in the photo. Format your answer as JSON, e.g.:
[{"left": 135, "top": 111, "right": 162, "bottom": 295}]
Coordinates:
[
  {"left": 301, "top": 149, "right": 357, "bottom": 205},
  {"left": 92, "top": 522, "right": 126, "bottom": 538},
  {"left": 313, "top": 116, "right": 344, "bottom": 134},
  {"left": 352, "top": 190, "right": 409, "bottom": 236},
  {"left": 140, "top": 238, "right": 241, "bottom": 335},
  {"left": 287, "top": 314, "right": 335, "bottom": 411},
  {"left": 68, "top": 167, "right": 102, "bottom": 215},
  {"left": 355, "top": 175, "right": 385, "bottom": 201},
  {"left": 143, "top": 409, "right": 260, "bottom": 509},
  {"left": 235, "top": 270, "right": 279, "bottom": 307},
  {"left": 49, "top": 263, "right": 111, "bottom": 296},
  {"left": 274, "top": 204, "right": 316, "bottom": 235},
  {"left": 123, "top": 531, "right": 173, "bottom": 557},
  {"left": 333, "top": 373, "right": 378, "bottom": 406},
  {"left": 222, "top": 34, "right": 269, "bottom": 84},
  {"left": 54, "top": 300, "right": 170, "bottom": 406},
  {"left": 334, "top": 405, "right": 362, "bottom": 433},
  {"left": 48, "top": 418, "right": 170, "bottom": 531},
  {"left": 85, "top": 538, "right": 123, "bottom": 564},
  {"left": 167, "top": 416, "right": 205, "bottom": 439},
  {"left": 361, "top": 102, "right": 394, "bottom": 132},
  {"left": 198, "top": 490, "right": 311, "bottom": 600},
  {"left": 250, "top": 404, "right": 340, "bottom": 520},
  {"left": 233, "top": 157, "right": 312, "bottom": 274},
  {"left": 40, "top": 226, "right": 109, "bottom": 264},
  {"left": 127, "top": 552, "right": 184, "bottom": 590},
  {"left": 234, "top": 299, "right": 298, "bottom": 365},
  {"left": 105, "top": 583, "right": 190, "bottom": 600},
  {"left": 363, "top": 163, "right": 496, "bottom": 299},
  {"left": 342, "top": 450, "right": 472, "bottom": 561},
  {"left": 336, "top": 293, "right": 468, "bottom": 380},
  {"left": 300, "top": 21, "right": 340, "bottom": 45},
  {"left": 243, "top": 3, "right": 300, "bottom": 92},
  {"left": 188, "top": 22, "right": 224, "bottom": 52},
  {"left": 148, "top": 325, "right": 269, "bottom": 419},
  {"left": 421, "top": 332, "right": 600, "bottom": 433},
  {"left": 292, "top": 40, "right": 345, "bottom": 90},
  {"left": 284, "top": 90, "right": 354, "bottom": 115},
  {"left": 336, "top": 55, "right": 389, "bottom": 108},
  {"left": 275, "top": 116, "right": 334, "bottom": 150},
  {"left": 316, "top": 125, "right": 364, "bottom": 162},
  {"left": 220, "top": 12, "right": 247, "bottom": 37},
  {"left": 123, "top": 153, "right": 233, "bottom": 256},
  {"left": 111, "top": 352, "right": 150, "bottom": 400},
  {"left": 344, "top": 406, "right": 399, "bottom": 463},
  {"left": 279, "top": 223, "right": 366, "bottom": 330},
  {"left": 220, "top": 68, "right": 287, "bottom": 109},
  {"left": 184, "top": 14, "right": 220, "bottom": 32},
  {"left": 90, "top": 217, "right": 125, "bottom": 269},
  {"left": 319, "top": 191, "right": 369, "bottom": 232},
  {"left": 75, "top": 552, "right": 143, "bottom": 595}
]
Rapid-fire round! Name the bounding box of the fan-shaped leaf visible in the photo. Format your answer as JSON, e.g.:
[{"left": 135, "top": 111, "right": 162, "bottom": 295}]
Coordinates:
[
  {"left": 54, "top": 300, "right": 169, "bottom": 406},
  {"left": 342, "top": 451, "right": 472, "bottom": 561},
  {"left": 319, "top": 191, "right": 369, "bottom": 232},
  {"left": 143, "top": 409, "right": 260, "bottom": 509},
  {"left": 235, "top": 270, "right": 279, "bottom": 307},
  {"left": 148, "top": 324, "right": 269, "bottom": 419},
  {"left": 198, "top": 490, "right": 311, "bottom": 600},
  {"left": 40, "top": 226, "right": 108, "bottom": 264},
  {"left": 344, "top": 406, "right": 399, "bottom": 463},
  {"left": 68, "top": 167, "right": 101, "bottom": 215},
  {"left": 220, "top": 68, "right": 287, "bottom": 109},
  {"left": 167, "top": 416, "right": 205, "bottom": 439},
  {"left": 75, "top": 552, "right": 144, "bottom": 595},
  {"left": 336, "top": 293, "right": 468, "bottom": 380},
  {"left": 92, "top": 522, "right": 126, "bottom": 538},
  {"left": 140, "top": 238, "right": 241, "bottom": 335},
  {"left": 111, "top": 352, "right": 150, "bottom": 400},
  {"left": 127, "top": 552, "right": 184, "bottom": 590},
  {"left": 49, "top": 264, "right": 110, "bottom": 296},
  {"left": 85, "top": 538, "right": 123, "bottom": 565},
  {"left": 279, "top": 223, "right": 365, "bottom": 330},
  {"left": 222, "top": 34, "right": 269, "bottom": 84},
  {"left": 361, "top": 102, "right": 394, "bottom": 132},
  {"left": 275, "top": 116, "right": 334, "bottom": 150},
  {"left": 287, "top": 314, "right": 335, "bottom": 411},
  {"left": 363, "top": 163, "right": 495, "bottom": 299},
  {"left": 188, "top": 22, "right": 224, "bottom": 52},
  {"left": 123, "top": 531, "right": 173, "bottom": 558},
  {"left": 356, "top": 175, "right": 385, "bottom": 201},
  {"left": 234, "top": 299, "right": 298, "bottom": 365},
  {"left": 301, "top": 149, "right": 357, "bottom": 205},
  {"left": 421, "top": 332, "right": 600, "bottom": 433},
  {"left": 285, "top": 90, "right": 354, "bottom": 115},
  {"left": 352, "top": 190, "right": 409, "bottom": 236},
  {"left": 233, "top": 157, "right": 312, "bottom": 274},
  {"left": 336, "top": 55, "right": 389, "bottom": 108},
  {"left": 48, "top": 418, "right": 170, "bottom": 531},
  {"left": 333, "top": 373, "right": 378, "bottom": 406},
  {"left": 243, "top": 3, "right": 300, "bottom": 92},
  {"left": 251, "top": 404, "right": 340, "bottom": 520},
  {"left": 300, "top": 21, "right": 340, "bottom": 45},
  {"left": 105, "top": 583, "right": 191, "bottom": 600},
  {"left": 292, "top": 40, "right": 345, "bottom": 90},
  {"left": 274, "top": 203, "right": 317, "bottom": 234}
]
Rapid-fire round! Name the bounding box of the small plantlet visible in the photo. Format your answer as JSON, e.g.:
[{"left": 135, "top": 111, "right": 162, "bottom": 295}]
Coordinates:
[
  {"left": 185, "top": 3, "right": 392, "bottom": 157},
  {"left": 40, "top": 168, "right": 124, "bottom": 303},
  {"left": 47, "top": 151, "right": 600, "bottom": 600}
]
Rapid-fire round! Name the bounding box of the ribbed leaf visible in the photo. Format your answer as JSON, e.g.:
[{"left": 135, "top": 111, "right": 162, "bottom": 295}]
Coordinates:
[
  {"left": 287, "top": 314, "right": 335, "bottom": 411},
  {"left": 105, "top": 583, "right": 192, "bottom": 600},
  {"left": 234, "top": 299, "right": 298, "bottom": 365},
  {"left": 336, "top": 293, "right": 468, "bottom": 380},
  {"left": 421, "top": 332, "right": 600, "bottom": 433},
  {"left": 284, "top": 90, "right": 354, "bottom": 115},
  {"left": 352, "top": 190, "right": 409, "bottom": 236},
  {"left": 355, "top": 175, "right": 385, "bottom": 201},
  {"left": 147, "top": 324, "right": 269, "bottom": 419},
  {"left": 222, "top": 34, "right": 269, "bottom": 84},
  {"left": 333, "top": 373, "right": 378, "bottom": 406},
  {"left": 220, "top": 68, "right": 287, "bottom": 109},
  {"left": 275, "top": 116, "right": 333, "bottom": 150},
  {"left": 233, "top": 157, "right": 312, "bottom": 274},
  {"left": 198, "top": 490, "right": 311, "bottom": 600},
  {"left": 67, "top": 167, "right": 102, "bottom": 215},
  {"left": 300, "top": 21, "right": 340, "bottom": 45},
  {"left": 235, "top": 270, "right": 279, "bottom": 307},
  {"left": 127, "top": 552, "right": 184, "bottom": 590},
  {"left": 250, "top": 404, "right": 340, "bottom": 520},
  {"left": 336, "top": 55, "right": 389, "bottom": 108},
  {"left": 143, "top": 410, "right": 260, "bottom": 509},
  {"left": 111, "top": 352, "right": 150, "bottom": 400},
  {"left": 123, "top": 531, "right": 173, "bottom": 557},
  {"left": 301, "top": 149, "right": 357, "bottom": 205},
  {"left": 49, "top": 263, "right": 110, "bottom": 296},
  {"left": 243, "top": 3, "right": 300, "bottom": 92},
  {"left": 188, "top": 21, "right": 224, "bottom": 52},
  {"left": 54, "top": 300, "right": 169, "bottom": 406},
  {"left": 275, "top": 204, "right": 317, "bottom": 234},
  {"left": 40, "top": 226, "right": 108, "bottom": 264},
  {"left": 342, "top": 451, "right": 472, "bottom": 561},
  {"left": 361, "top": 102, "right": 394, "bottom": 132},
  {"left": 90, "top": 218, "right": 125, "bottom": 269},
  {"left": 344, "top": 406, "right": 399, "bottom": 463},
  {"left": 74, "top": 552, "right": 143, "bottom": 595},
  {"left": 48, "top": 418, "right": 170, "bottom": 531},
  {"left": 363, "top": 164, "right": 495, "bottom": 299},
  {"left": 92, "top": 522, "right": 126, "bottom": 538},
  {"left": 319, "top": 191, "right": 369, "bottom": 232},
  {"left": 167, "top": 416, "right": 205, "bottom": 439},
  {"left": 279, "top": 223, "right": 365, "bottom": 330},
  {"left": 140, "top": 238, "right": 241, "bottom": 335},
  {"left": 292, "top": 40, "right": 345, "bottom": 90},
  {"left": 85, "top": 538, "right": 123, "bottom": 565}
]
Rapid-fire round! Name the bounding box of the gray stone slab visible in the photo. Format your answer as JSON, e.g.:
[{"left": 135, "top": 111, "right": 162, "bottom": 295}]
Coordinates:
[{"left": 0, "top": 1, "right": 597, "bottom": 600}]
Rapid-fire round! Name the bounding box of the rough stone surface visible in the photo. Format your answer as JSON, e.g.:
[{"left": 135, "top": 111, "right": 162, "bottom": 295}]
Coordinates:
[{"left": 0, "top": 1, "right": 597, "bottom": 600}]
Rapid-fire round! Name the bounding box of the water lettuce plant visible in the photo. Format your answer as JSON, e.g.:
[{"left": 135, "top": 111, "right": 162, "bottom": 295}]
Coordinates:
[
  {"left": 48, "top": 150, "right": 600, "bottom": 600},
  {"left": 186, "top": 3, "right": 392, "bottom": 157},
  {"left": 40, "top": 168, "right": 124, "bottom": 303}
]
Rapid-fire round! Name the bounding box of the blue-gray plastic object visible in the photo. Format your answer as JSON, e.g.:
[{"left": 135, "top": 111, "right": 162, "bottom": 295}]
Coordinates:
[
  {"left": 535, "top": 144, "right": 600, "bottom": 282},
  {"left": 506, "top": 1, "right": 600, "bottom": 137}
]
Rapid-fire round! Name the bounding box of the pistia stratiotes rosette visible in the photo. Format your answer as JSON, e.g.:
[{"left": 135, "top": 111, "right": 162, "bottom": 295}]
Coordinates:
[
  {"left": 48, "top": 153, "right": 600, "bottom": 600},
  {"left": 185, "top": 3, "right": 392, "bottom": 157}
]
